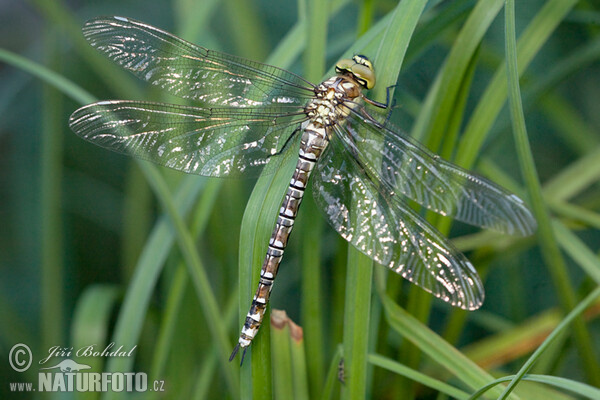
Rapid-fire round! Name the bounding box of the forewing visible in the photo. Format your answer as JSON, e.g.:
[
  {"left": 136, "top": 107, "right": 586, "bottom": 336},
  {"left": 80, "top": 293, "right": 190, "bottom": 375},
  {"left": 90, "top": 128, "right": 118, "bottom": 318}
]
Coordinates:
[
  {"left": 69, "top": 101, "right": 305, "bottom": 177},
  {"left": 341, "top": 110, "right": 536, "bottom": 236},
  {"left": 82, "top": 16, "right": 315, "bottom": 106},
  {"left": 313, "top": 136, "right": 484, "bottom": 310}
]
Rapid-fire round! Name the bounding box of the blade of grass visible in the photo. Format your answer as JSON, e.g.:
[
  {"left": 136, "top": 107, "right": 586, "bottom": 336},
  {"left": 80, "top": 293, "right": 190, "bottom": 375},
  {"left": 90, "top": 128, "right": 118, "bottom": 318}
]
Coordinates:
[
  {"left": 549, "top": 201, "right": 600, "bottom": 230},
  {"left": 28, "top": 0, "right": 141, "bottom": 98},
  {"left": 238, "top": 139, "right": 298, "bottom": 399},
  {"left": 471, "top": 374, "right": 600, "bottom": 400},
  {"left": 149, "top": 179, "right": 221, "bottom": 387},
  {"left": 304, "top": 0, "right": 327, "bottom": 81},
  {"left": 121, "top": 165, "right": 153, "bottom": 280},
  {"left": 456, "top": 0, "right": 579, "bottom": 169},
  {"left": 133, "top": 163, "right": 240, "bottom": 395},
  {"left": 552, "top": 221, "right": 600, "bottom": 285},
  {"left": 40, "top": 29, "right": 65, "bottom": 355},
  {"left": 271, "top": 310, "right": 295, "bottom": 400},
  {"left": 495, "top": 285, "right": 600, "bottom": 399},
  {"left": 0, "top": 49, "right": 94, "bottom": 105},
  {"left": 299, "top": 192, "right": 326, "bottom": 397},
  {"left": 320, "top": 345, "right": 343, "bottom": 400},
  {"left": 223, "top": 0, "right": 269, "bottom": 60},
  {"left": 504, "top": 0, "right": 600, "bottom": 385},
  {"left": 11, "top": 47, "right": 240, "bottom": 395},
  {"left": 289, "top": 319, "right": 309, "bottom": 400},
  {"left": 367, "top": 1, "right": 431, "bottom": 397},
  {"left": 411, "top": 0, "right": 504, "bottom": 146},
  {"left": 299, "top": 0, "right": 328, "bottom": 396},
  {"left": 368, "top": 353, "right": 470, "bottom": 400},
  {"left": 375, "top": 268, "right": 519, "bottom": 400},
  {"left": 372, "top": 0, "right": 429, "bottom": 101},
  {"left": 341, "top": 1, "right": 429, "bottom": 397},
  {"left": 71, "top": 285, "right": 121, "bottom": 376},
  {"left": 542, "top": 145, "right": 600, "bottom": 202},
  {"left": 341, "top": 249, "right": 373, "bottom": 400}
]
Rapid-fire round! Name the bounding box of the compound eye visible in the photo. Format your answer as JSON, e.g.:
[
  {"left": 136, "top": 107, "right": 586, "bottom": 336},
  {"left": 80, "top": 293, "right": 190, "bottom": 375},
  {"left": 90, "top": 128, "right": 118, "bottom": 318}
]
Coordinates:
[
  {"left": 335, "top": 58, "right": 354, "bottom": 73},
  {"left": 351, "top": 64, "right": 376, "bottom": 89}
]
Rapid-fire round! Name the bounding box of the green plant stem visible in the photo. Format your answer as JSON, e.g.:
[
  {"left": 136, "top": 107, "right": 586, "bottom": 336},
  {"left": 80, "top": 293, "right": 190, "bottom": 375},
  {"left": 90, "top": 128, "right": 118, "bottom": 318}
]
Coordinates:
[
  {"left": 496, "top": 286, "right": 600, "bottom": 399},
  {"left": 342, "top": 250, "right": 373, "bottom": 400},
  {"left": 136, "top": 164, "right": 239, "bottom": 395},
  {"left": 504, "top": 0, "right": 600, "bottom": 386},
  {"left": 301, "top": 0, "right": 328, "bottom": 395},
  {"left": 40, "top": 29, "right": 64, "bottom": 356}
]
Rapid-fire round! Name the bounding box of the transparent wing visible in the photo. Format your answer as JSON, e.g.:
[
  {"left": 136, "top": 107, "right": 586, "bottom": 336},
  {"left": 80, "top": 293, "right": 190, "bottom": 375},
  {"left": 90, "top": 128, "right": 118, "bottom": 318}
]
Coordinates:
[
  {"left": 82, "top": 16, "right": 315, "bottom": 107},
  {"left": 69, "top": 100, "right": 306, "bottom": 177},
  {"left": 340, "top": 109, "right": 537, "bottom": 236},
  {"left": 313, "top": 136, "right": 484, "bottom": 310}
]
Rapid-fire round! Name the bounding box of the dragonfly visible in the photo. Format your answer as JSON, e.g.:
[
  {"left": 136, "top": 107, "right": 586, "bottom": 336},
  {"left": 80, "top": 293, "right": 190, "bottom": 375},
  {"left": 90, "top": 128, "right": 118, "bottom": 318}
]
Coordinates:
[{"left": 70, "top": 16, "right": 537, "bottom": 363}]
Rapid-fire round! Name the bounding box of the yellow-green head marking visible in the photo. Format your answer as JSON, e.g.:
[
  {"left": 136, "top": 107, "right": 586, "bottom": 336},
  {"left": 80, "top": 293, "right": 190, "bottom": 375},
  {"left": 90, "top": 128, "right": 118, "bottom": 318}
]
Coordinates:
[{"left": 335, "top": 54, "right": 376, "bottom": 89}]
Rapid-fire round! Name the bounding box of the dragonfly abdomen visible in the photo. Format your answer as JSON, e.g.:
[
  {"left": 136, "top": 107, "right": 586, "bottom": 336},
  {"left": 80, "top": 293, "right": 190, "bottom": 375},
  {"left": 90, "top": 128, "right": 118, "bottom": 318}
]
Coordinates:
[{"left": 232, "top": 124, "right": 330, "bottom": 360}]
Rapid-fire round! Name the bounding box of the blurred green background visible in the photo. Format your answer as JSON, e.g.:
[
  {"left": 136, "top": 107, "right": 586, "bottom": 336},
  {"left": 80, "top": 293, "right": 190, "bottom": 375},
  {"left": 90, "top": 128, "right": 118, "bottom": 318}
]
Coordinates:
[{"left": 1, "top": 0, "right": 599, "bottom": 399}]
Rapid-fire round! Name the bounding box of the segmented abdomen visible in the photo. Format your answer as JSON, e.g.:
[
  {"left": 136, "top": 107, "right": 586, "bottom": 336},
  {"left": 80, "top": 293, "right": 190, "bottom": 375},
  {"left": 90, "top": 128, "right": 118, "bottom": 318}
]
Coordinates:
[{"left": 234, "top": 123, "right": 329, "bottom": 352}]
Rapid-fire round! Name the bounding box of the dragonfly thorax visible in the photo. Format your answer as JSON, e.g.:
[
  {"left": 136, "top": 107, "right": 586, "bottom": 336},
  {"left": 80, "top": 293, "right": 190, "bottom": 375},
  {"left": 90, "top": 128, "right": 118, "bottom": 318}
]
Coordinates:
[{"left": 305, "top": 76, "right": 363, "bottom": 127}]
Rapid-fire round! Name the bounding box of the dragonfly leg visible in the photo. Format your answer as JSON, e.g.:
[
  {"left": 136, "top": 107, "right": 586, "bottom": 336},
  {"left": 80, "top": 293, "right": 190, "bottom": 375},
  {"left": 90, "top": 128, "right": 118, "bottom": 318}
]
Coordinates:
[
  {"left": 267, "top": 127, "right": 302, "bottom": 158},
  {"left": 362, "top": 84, "right": 396, "bottom": 124}
]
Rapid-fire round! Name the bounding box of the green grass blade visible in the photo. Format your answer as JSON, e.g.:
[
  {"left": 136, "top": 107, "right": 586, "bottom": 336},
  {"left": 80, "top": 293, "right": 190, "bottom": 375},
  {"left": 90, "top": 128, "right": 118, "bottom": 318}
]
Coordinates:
[
  {"left": 71, "top": 285, "right": 121, "bottom": 381},
  {"left": 341, "top": 249, "right": 373, "bottom": 400},
  {"left": 149, "top": 264, "right": 188, "bottom": 386},
  {"left": 271, "top": 310, "right": 295, "bottom": 400},
  {"left": 411, "top": 0, "right": 503, "bottom": 146},
  {"left": 495, "top": 286, "right": 600, "bottom": 399},
  {"left": 549, "top": 201, "right": 600, "bottom": 230},
  {"left": 456, "top": 0, "right": 579, "bottom": 169},
  {"left": 40, "top": 30, "right": 65, "bottom": 355},
  {"left": 320, "top": 345, "right": 343, "bottom": 400},
  {"left": 303, "top": 0, "right": 327, "bottom": 82},
  {"left": 289, "top": 321, "right": 310, "bottom": 400},
  {"left": 376, "top": 272, "right": 517, "bottom": 399},
  {"left": 542, "top": 145, "right": 600, "bottom": 202},
  {"left": 504, "top": 0, "right": 600, "bottom": 385},
  {"left": 368, "top": 353, "right": 470, "bottom": 400},
  {"left": 372, "top": 0, "right": 429, "bottom": 101},
  {"left": 29, "top": 0, "right": 142, "bottom": 98},
  {"left": 134, "top": 163, "right": 240, "bottom": 395},
  {"left": 0, "top": 48, "right": 94, "bottom": 105},
  {"left": 238, "top": 143, "right": 297, "bottom": 399},
  {"left": 471, "top": 374, "right": 600, "bottom": 400},
  {"left": 0, "top": 44, "right": 235, "bottom": 396},
  {"left": 298, "top": 0, "right": 328, "bottom": 396},
  {"left": 341, "top": 1, "right": 429, "bottom": 397},
  {"left": 299, "top": 193, "right": 325, "bottom": 397},
  {"left": 552, "top": 221, "right": 600, "bottom": 285}
]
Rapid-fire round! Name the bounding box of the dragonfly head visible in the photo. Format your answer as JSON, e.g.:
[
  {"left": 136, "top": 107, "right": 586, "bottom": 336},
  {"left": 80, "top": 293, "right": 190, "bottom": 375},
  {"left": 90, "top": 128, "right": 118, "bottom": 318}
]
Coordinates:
[{"left": 335, "top": 54, "right": 376, "bottom": 90}]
